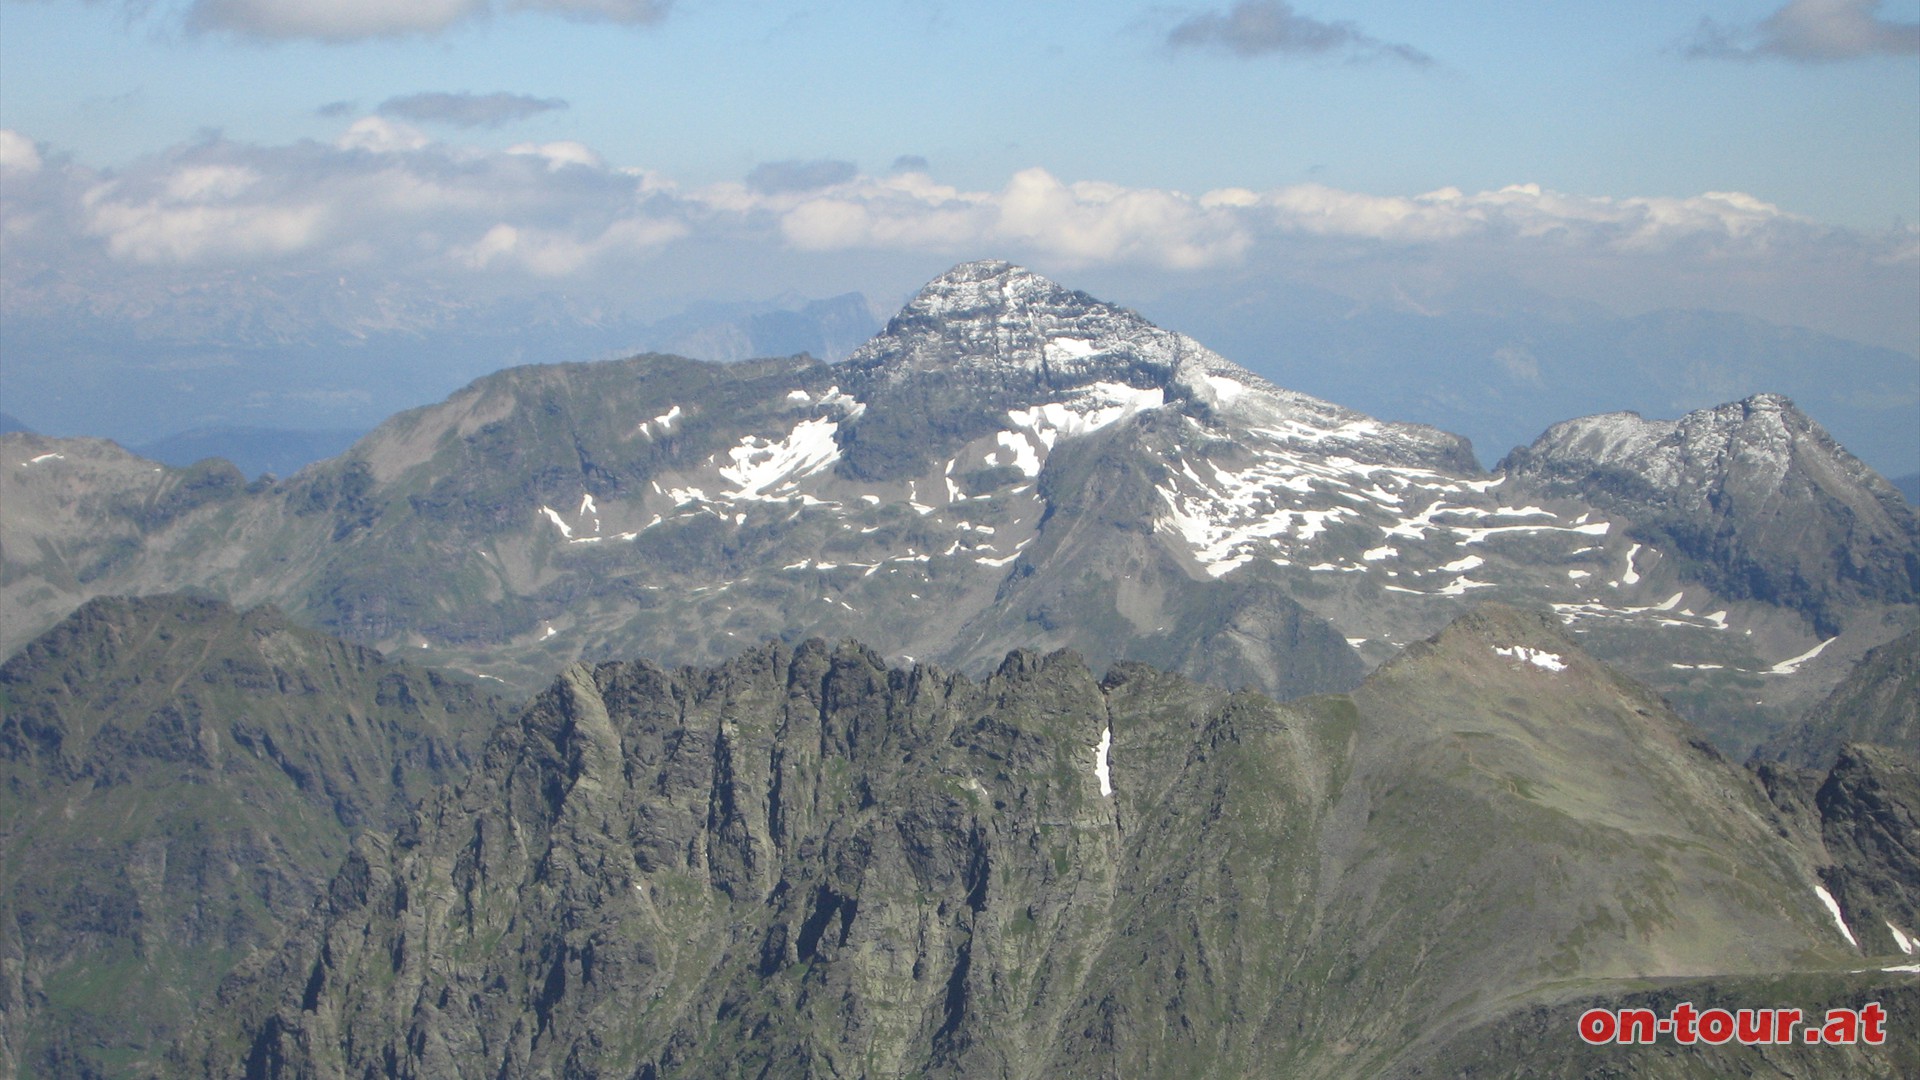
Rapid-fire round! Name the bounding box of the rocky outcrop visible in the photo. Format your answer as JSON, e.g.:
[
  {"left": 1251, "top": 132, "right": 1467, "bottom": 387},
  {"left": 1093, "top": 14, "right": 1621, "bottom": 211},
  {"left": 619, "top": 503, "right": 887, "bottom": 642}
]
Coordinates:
[
  {"left": 1762, "top": 627, "right": 1920, "bottom": 768},
  {"left": 0, "top": 595, "right": 508, "bottom": 1078},
  {"left": 1815, "top": 745, "right": 1920, "bottom": 958}
]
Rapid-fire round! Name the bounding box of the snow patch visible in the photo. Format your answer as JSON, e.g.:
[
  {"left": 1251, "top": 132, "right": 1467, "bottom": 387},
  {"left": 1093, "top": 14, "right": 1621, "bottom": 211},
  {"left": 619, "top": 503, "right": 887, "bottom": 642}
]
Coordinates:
[
  {"left": 1007, "top": 382, "right": 1164, "bottom": 450},
  {"left": 24, "top": 452, "right": 64, "bottom": 465},
  {"left": 538, "top": 505, "right": 574, "bottom": 539},
  {"left": 817, "top": 385, "right": 866, "bottom": 418},
  {"left": 1888, "top": 922, "right": 1915, "bottom": 956},
  {"left": 1768, "top": 638, "right": 1833, "bottom": 676},
  {"left": 1203, "top": 373, "right": 1248, "bottom": 404},
  {"left": 1494, "top": 645, "right": 1567, "bottom": 672},
  {"left": 1814, "top": 885, "right": 1859, "bottom": 949},
  {"left": 718, "top": 417, "right": 842, "bottom": 500},
  {"left": 1046, "top": 336, "right": 1100, "bottom": 362},
  {"left": 1093, "top": 726, "right": 1113, "bottom": 797},
  {"left": 1362, "top": 545, "right": 1397, "bottom": 562},
  {"left": 638, "top": 404, "right": 683, "bottom": 438},
  {"left": 1621, "top": 543, "right": 1642, "bottom": 585},
  {"left": 994, "top": 430, "right": 1042, "bottom": 477}
]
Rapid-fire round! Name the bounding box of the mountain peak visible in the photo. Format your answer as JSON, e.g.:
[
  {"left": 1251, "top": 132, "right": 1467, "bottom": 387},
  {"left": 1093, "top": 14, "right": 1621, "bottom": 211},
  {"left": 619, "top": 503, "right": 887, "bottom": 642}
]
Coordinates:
[
  {"left": 921, "top": 257, "right": 1029, "bottom": 289},
  {"left": 1501, "top": 392, "right": 1918, "bottom": 631},
  {"left": 846, "top": 258, "right": 1215, "bottom": 391},
  {"left": 1507, "top": 391, "right": 1888, "bottom": 504}
]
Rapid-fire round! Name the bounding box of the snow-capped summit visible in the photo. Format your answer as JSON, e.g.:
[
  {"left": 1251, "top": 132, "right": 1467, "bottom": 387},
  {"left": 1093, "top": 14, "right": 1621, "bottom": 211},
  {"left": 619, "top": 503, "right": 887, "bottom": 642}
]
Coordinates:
[
  {"left": 844, "top": 260, "right": 1473, "bottom": 472},
  {"left": 846, "top": 259, "right": 1207, "bottom": 389},
  {"left": 1509, "top": 393, "right": 1886, "bottom": 509}
]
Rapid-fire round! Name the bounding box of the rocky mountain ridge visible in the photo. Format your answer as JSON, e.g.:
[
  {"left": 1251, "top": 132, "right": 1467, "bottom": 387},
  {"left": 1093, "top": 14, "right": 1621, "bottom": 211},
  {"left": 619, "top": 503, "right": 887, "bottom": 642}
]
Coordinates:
[
  {"left": 168, "top": 604, "right": 1913, "bottom": 1079},
  {"left": 3, "top": 260, "right": 1915, "bottom": 755}
]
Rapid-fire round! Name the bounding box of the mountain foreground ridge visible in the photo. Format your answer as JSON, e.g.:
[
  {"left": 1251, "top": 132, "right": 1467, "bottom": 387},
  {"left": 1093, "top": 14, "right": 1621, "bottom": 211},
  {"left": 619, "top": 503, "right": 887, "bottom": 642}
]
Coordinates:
[
  {"left": 0, "top": 594, "right": 510, "bottom": 1076},
  {"left": 166, "top": 601, "right": 1915, "bottom": 1079}
]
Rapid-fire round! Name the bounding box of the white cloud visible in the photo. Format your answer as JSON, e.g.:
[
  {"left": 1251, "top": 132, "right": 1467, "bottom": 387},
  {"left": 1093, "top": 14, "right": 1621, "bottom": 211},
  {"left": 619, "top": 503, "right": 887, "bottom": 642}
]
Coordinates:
[
  {"left": 5, "top": 125, "right": 1910, "bottom": 352},
  {"left": 1252, "top": 182, "right": 1804, "bottom": 252},
  {"left": 507, "top": 141, "right": 605, "bottom": 170},
  {"left": 82, "top": 186, "right": 326, "bottom": 263},
  {"left": 34, "top": 126, "right": 1844, "bottom": 276},
  {"left": 179, "top": 0, "right": 669, "bottom": 41},
  {"left": 335, "top": 117, "right": 431, "bottom": 153},
  {"left": 455, "top": 216, "right": 685, "bottom": 275},
  {"left": 761, "top": 168, "right": 1251, "bottom": 269},
  {"left": 163, "top": 163, "right": 261, "bottom": 201},
  {"left": 0, "top": 130, "right": 44, "bottom": 176},
  {"left": 189, "top": 0, "right": 488, "bottom": 41},
  {"left": 765, "top": 171, "right": 1810, "bottom": 267},
  {"left": 1687, "top": 0, "right": 1920, "bottom": 61},
  {"left": 992, "top": 168, "right": 1251, "bottom": 268}
]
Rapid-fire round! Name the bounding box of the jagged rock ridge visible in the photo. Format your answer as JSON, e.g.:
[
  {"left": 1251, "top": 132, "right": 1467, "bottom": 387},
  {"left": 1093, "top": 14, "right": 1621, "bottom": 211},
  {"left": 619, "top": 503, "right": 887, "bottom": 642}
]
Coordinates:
[{"left": 176, "top": 606, "right": 1880, "bottom": 1079}]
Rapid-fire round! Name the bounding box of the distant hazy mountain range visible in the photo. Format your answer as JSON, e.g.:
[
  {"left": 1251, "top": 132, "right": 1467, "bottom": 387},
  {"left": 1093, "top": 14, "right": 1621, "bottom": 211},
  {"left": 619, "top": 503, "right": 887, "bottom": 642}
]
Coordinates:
[
  {"left": 131, "top": 426, "right": 369, "bottom": 478},
  {"left": 1133, "top": 278, "right": 1919, "bottom": 480},
  {"left": 3, "top": 262, "right": 1913, "bottom": 481},
  {"left": 0, "top": 278, "right": 884, "bottom": 451}
]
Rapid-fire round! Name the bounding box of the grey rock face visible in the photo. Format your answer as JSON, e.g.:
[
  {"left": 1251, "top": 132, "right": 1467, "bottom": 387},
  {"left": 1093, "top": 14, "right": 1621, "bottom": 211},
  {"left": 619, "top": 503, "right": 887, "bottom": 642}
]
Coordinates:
[
  {"left": 179, "top": 610, "right": 1864, "bottom": 1079},
  {"left": 0, "top": 595, "right": 507, "bottom": 1078},
  {"left": 1761, "top": 627, "right": 1920, "bottom": 768}
]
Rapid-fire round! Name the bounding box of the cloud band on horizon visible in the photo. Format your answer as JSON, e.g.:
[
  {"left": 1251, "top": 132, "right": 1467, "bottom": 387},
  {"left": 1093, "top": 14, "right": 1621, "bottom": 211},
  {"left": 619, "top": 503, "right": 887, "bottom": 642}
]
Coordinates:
[
  {"left": 176, "top": 0, "right": 671, "bottom": 42},
  {"left": 1, "top": 123, "right": 1914, "bottom": 351}
]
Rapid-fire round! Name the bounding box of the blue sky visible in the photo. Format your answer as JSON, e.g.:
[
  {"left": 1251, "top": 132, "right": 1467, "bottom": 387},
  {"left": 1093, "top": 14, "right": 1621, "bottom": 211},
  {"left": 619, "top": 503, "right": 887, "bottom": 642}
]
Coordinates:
[
  {"left": 2, "top": 2, "right": 1917, "bottom": 372},
  {"left": 6, "top": 1, "right": 1917, "bottom": 226}
]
